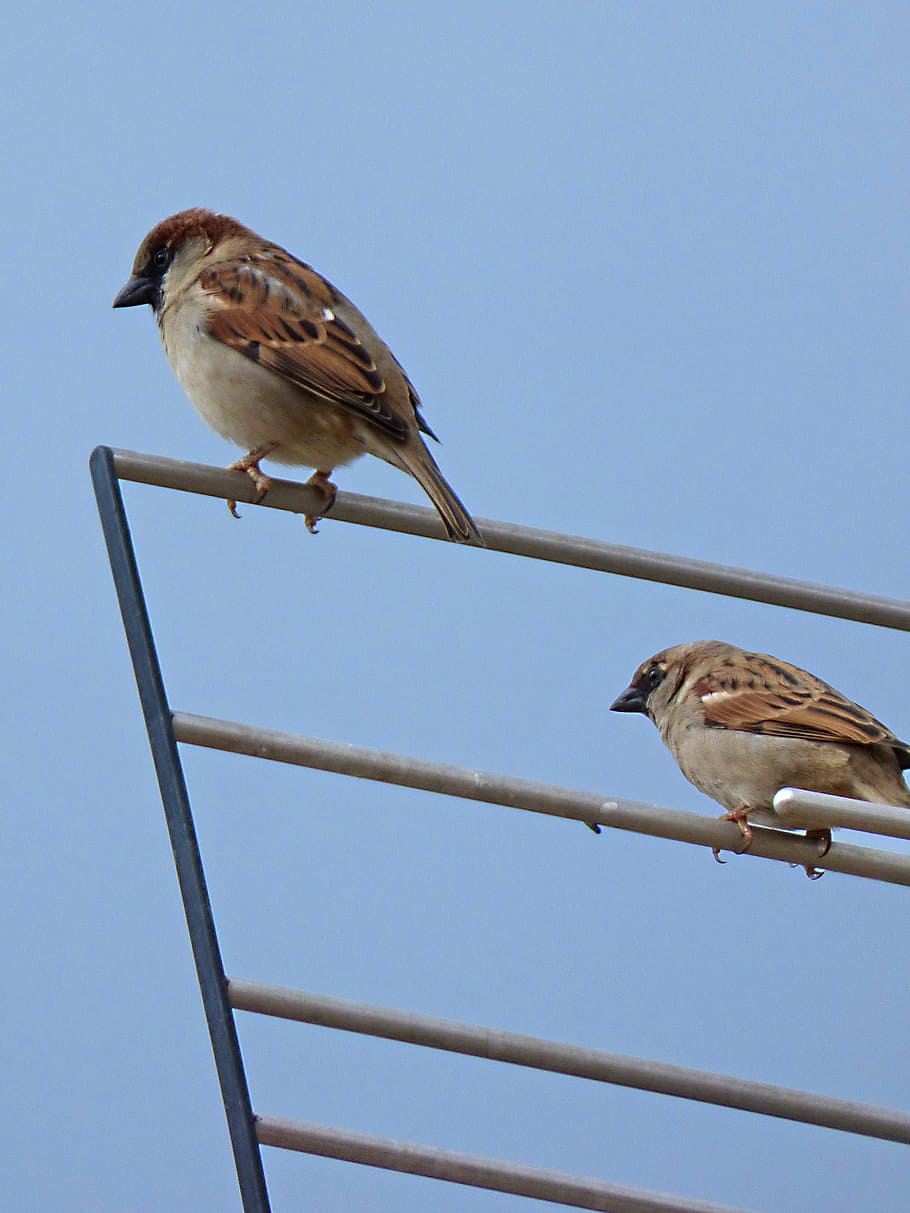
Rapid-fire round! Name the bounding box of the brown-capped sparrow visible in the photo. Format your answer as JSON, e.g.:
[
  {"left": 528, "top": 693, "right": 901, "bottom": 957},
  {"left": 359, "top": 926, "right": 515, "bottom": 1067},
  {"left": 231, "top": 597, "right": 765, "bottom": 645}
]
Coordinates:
[
  {"left": 113, "top": 208, "right": 482, "bottom": 543},
  {"left": 611, "top": 640, "right": 910, "bottom": 875}
]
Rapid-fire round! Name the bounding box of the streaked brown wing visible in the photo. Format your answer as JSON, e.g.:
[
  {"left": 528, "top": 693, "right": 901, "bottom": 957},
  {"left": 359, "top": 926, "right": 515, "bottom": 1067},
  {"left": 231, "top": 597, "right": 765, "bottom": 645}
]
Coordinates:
[
  {"left": 695, "top": 653, "right": 903, "bottom": 748},
  {"left": 199, "top": 253, "right": 408, "bottom": 441}
]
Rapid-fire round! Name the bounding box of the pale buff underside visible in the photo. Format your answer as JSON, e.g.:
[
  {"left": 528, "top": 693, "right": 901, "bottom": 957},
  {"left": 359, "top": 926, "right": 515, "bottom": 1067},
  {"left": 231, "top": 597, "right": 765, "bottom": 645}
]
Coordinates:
[
  {"left": 661, "top": 716, "right": 910, "bottom": 829},
  {"left": 160, "top": 302, "right": 387, "bottom": 471}
]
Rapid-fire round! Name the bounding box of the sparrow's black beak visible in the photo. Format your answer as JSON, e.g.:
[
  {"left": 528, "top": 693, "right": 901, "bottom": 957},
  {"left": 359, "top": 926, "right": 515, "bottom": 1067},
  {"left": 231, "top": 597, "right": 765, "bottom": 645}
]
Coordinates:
[
  {"left": 609, "top": 684, "right": 649, "bottom": 713},
  {"left": 112, "top": 275, "right": 155, "bottom": 308}
]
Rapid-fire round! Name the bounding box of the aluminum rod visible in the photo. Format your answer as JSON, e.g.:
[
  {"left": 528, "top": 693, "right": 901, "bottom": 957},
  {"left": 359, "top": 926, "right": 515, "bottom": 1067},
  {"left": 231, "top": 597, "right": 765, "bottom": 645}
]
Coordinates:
[
  {"left": 108, "top": 448, "right": 910, "bottom": 632},
  {"left": 89, "top": 448, "right": 272, "bottom": 1213},
  {"left": 172, "top": 711, "right": 910, "bottom": 886},
  {"left": 773, "top": 788, "right": 910, "bottom": 840},
  {"left": 229, "top": 979, "right": 910, "bottom": 1145},
  {"left": 255, "top": 1115, "right": 755, "bottom": 1213}
]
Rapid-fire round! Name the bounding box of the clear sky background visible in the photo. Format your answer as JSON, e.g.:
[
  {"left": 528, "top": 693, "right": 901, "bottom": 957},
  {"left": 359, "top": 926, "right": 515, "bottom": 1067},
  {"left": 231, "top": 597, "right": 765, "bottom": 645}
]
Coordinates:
[{"left": 4, "top": 4, "right": 909, "bottom": 1211}]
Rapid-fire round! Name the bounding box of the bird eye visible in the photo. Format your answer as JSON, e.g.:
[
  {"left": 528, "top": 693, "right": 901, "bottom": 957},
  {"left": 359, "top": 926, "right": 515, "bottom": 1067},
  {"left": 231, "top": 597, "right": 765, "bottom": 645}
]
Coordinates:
[
  {"left": 151, "top": 247, "right": 170, "bottom": 270},
  {"left": 647, "top": 665, "right": 663, "bottom": 687}
]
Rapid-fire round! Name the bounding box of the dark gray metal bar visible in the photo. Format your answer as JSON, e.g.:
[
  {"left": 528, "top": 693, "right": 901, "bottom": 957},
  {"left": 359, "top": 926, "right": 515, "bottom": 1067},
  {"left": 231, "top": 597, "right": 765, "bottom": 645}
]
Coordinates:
[
  {"left": 89, "top": 447, "right": 271, "bottom": 1213},
  {"left": 171, "top": 711, "right": 910, "bottom": 886},
  {"left": 255, "top": 1115, "right": 755, "bottom": 1213},
  {"left": 229, "top": 979, "right": 910, "bottom": 1145},
  {"left": 774, "top": 788, "right": 910, "bottom": 840},
  {"left": 110, "top": 448, "right": 910, "bottom": 631}
]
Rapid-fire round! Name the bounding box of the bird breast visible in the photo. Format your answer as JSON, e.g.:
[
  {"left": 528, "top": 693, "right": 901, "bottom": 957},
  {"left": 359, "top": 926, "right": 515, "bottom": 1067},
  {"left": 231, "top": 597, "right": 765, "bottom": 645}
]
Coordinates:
[
  {"left": 663, "top": 718, "right": 861, "bottom": 826},
  {"left": 158, "top": 300, "right": 368, "bottom": 470}
]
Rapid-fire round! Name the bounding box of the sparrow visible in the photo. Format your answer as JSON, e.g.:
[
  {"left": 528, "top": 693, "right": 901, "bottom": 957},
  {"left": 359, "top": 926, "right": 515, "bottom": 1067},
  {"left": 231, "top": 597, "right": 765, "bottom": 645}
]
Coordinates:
[
  {"left": 610, "top": 640, "right": 910, "bottom": 874},
  {"left": 113, "top": 208, "right": 482, "bottom": 543}
]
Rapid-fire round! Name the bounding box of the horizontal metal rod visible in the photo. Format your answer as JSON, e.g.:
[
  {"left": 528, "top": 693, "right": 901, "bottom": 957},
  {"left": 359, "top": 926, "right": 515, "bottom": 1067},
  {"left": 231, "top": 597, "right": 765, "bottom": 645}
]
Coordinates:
[
  {"left": 255, "top": 1114, "right": 754, "bottom": 1213},
  {"left": 172, "top": 712, "right": 910, "bottom": 885},
  {"left": 108, "top": 448, "right": 910, "bottom": 631},
  {"left": 774, "top": 788, "right": 910, "bottom": 840},
  {"left": 230, "top": 979, "right": 910, "bottom": 1145}
]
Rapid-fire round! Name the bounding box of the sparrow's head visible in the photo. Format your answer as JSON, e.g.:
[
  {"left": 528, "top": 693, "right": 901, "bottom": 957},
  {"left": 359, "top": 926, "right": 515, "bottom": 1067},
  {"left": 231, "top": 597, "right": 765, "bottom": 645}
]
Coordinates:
[
  {"left": 610, "top": 640, "right": 739, "bottom": 725},
  {"left": 113, "top": 208, "right": 254, "bottom": 312}
]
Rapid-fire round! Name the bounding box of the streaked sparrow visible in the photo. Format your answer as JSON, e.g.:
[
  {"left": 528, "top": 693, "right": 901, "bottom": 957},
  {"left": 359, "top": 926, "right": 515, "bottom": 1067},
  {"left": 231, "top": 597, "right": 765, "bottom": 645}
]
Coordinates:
[
  {"left": 113, "top": 208, "right": 482, "bottom": 543},
  {"left": 611, "top": 640, "right": 910, "bottom": 873}
]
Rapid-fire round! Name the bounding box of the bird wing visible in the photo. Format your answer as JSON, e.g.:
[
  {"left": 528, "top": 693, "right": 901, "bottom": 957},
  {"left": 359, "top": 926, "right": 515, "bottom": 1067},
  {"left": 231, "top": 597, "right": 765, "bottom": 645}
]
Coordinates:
[
  {"left": 199, "top": 251, "right": 409, "bottom": 441},
  {"left": 694, "top": 654, "right": 907, "bottom": 750}
]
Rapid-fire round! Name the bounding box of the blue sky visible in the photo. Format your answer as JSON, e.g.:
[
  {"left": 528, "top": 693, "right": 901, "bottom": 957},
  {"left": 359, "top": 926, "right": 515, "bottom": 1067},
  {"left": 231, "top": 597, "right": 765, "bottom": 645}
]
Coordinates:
[{"left": 4, "top": 3, "right": 909, "bottom": 1210}]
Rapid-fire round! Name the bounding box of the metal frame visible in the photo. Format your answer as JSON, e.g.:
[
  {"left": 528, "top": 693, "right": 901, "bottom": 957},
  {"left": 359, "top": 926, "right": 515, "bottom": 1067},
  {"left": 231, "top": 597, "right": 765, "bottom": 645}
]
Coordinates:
[
  {"left": 91, "top": 445, "right": 910, "bottom": 1213},
  {"left": 90, "top": 447, "right": 270, "bottom": 1213}
]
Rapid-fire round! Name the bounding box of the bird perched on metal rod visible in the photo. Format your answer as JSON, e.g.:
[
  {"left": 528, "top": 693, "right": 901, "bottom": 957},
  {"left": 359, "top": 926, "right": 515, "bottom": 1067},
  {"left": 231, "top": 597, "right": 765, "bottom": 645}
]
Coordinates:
[
  {"left": 113, "top": 208, "right": 482, "bottom": 543},
  {"left": 610, "top": 640, "right": 910, "bottom": 875}
]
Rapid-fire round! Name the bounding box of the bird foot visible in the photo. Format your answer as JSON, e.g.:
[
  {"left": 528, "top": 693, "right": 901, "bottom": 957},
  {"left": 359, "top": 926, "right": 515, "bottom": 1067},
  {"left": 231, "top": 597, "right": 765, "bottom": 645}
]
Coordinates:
[
  {"left": 796, "top": 828, "right": 831, "bottom": 880},
  {"left": 712, "top": 807, "right": 753, "bottom": 865},
  {"left": 303, "top": 469, "right": 337, "bottom": 534},
  {"left": 226, "top": 445, "right": 277, "bottom": 517}
]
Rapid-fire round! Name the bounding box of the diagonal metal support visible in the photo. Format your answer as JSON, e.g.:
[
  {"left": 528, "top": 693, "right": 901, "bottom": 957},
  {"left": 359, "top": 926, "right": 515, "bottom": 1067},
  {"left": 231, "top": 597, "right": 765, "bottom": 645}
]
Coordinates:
[
  {"left": 254, "top": 1115, "right": 754, "bottom": 1213},
  {"left": 108, "top": 447, "right": 910, "bottom": 632},
  {"left": 227, "top": 979, "right": 910, "bottom": 1144},
  {"left": 90, "top": 446, "right": 271, "bottom": 1213},
  {"left": 170, "top": 711, "right": 910, "bottom": 886}
]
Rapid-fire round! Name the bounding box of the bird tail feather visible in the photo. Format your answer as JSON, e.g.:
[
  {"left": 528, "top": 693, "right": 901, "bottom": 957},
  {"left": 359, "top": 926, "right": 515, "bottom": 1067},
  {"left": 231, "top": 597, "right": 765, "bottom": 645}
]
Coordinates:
[{"left": 392, "top": 442, "right": 484, "bottom": 545}]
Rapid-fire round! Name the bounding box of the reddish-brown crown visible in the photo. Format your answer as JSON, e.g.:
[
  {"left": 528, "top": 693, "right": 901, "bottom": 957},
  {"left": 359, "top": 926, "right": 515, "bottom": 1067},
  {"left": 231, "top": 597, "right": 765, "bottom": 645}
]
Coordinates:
[{"left": 131, "top": 208, "right": 259, "bottom": 271}]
